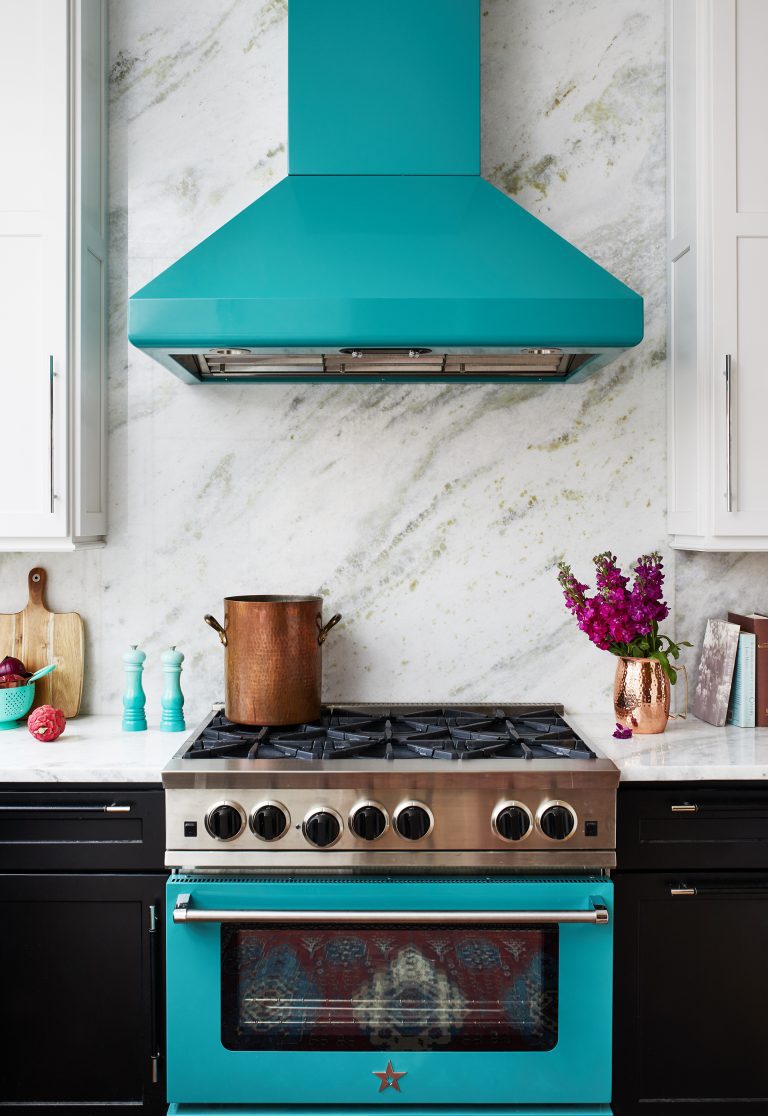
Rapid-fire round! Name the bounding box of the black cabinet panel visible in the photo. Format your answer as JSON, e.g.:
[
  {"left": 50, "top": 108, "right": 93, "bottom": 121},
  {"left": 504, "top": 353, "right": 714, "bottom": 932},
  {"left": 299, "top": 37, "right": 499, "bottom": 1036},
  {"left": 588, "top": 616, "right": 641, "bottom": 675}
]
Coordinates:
[
  {"left": 0, "top": 873, "right": 166, "bottom": 1115},
  {"left": 614, "top": 783, "right": 768, "bottom": 1114},
  {"left": 618, "top": 783, "right": 768, "bottom": 870},
  {"left": 614, "top": 871, "right": 768, "bottom": 1114},
  {"left": 0, "top": 786, "right": 165, "bottom": 870}
]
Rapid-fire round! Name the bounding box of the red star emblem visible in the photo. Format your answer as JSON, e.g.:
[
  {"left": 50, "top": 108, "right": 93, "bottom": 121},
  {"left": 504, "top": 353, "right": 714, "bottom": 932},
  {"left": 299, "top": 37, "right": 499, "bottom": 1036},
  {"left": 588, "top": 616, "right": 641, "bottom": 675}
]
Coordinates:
[{"left": 372, "top": 1060, "right": 407, "bottom": 1092}]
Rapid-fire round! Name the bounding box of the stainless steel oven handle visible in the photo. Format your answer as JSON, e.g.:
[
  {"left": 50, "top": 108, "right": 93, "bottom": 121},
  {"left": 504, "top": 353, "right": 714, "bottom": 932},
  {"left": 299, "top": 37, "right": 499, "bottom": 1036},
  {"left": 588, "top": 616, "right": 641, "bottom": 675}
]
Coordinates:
[{"left": 172, "top": 894, "right": 609, "bottom": 925}]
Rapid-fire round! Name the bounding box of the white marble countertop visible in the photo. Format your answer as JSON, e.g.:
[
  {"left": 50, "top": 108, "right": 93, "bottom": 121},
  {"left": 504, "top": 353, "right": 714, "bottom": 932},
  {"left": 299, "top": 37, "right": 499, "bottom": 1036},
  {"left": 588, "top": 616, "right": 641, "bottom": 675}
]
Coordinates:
[
  {"left": 569, "top": 713, "right": 768, "bottom": 781},
  {"left": 2, "top": 710, "right": 768, "bottom": 784},
  {"left": 0, "top": 714, "right": 200, "bottom": 783}
]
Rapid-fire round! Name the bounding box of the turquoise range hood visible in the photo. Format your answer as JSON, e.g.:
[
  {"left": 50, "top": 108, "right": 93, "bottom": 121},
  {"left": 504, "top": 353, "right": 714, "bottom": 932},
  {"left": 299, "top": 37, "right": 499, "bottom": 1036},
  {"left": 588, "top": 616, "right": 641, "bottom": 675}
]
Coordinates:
[{"left": 129, "top": 0, "right": 643, "bottom": 384}]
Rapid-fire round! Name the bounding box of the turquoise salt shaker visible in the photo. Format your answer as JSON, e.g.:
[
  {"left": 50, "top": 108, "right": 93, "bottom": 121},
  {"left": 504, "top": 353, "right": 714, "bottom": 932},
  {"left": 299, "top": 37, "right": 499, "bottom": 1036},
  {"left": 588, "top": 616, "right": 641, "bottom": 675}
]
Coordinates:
[
  {"left": 160, "top": 646, "right": 185, "bottom": 732},
  {"left": 122, "top": 645, "right": 147, "bottom": 732}
]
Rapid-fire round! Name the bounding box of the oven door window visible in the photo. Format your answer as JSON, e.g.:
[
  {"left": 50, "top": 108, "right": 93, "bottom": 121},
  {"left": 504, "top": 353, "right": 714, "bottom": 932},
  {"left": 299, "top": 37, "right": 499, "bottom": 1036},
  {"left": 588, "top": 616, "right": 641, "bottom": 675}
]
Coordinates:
[{"left": 221, "top": 922, "right": 558, "bottom": 1052}]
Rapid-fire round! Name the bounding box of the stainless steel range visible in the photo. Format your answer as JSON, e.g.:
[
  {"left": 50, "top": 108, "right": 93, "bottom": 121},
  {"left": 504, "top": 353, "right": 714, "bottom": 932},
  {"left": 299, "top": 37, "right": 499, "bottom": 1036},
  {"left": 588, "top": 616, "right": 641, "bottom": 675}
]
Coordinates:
[
  {"left": 163, "top": 704, "right": 618, "bottom": 1116},
  {"left": 163, "top": 704, "right": 618, "bottom": 871}
]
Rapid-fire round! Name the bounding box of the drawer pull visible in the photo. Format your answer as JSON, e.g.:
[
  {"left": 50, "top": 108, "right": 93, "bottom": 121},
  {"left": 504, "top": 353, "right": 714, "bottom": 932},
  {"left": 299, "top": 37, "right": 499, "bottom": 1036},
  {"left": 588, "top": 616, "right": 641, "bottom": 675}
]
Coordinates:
[
  {"left": 672, "top": 882, "right": 768, "bottom": 898},
  {"left": 670, "top": 803, "right": 698, "bottom": 813},
  {"left": 0, "top": 803, "right": 131, "bottom": 813}
]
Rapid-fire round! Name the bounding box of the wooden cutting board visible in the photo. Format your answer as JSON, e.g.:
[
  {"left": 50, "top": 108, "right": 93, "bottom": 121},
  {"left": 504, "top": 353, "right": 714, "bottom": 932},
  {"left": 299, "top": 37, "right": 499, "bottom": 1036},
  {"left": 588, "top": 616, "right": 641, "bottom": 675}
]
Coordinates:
[{"left": 0, "top": 568, "right": 84, "bottom": 717}]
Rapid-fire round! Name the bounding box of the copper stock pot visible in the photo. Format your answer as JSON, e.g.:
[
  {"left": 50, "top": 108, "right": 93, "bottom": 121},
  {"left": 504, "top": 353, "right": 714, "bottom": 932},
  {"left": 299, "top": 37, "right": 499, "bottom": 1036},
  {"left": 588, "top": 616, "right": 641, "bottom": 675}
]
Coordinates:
[{"left": 204, "top": 595, "right": 341, "bottom": 725}]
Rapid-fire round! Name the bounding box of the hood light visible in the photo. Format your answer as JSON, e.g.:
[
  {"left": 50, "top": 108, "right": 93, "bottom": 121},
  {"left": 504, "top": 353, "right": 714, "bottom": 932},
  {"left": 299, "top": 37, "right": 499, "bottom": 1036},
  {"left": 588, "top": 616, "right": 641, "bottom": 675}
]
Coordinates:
[{"left": 340, "top": 347, "right": 432, "bottom": 359}]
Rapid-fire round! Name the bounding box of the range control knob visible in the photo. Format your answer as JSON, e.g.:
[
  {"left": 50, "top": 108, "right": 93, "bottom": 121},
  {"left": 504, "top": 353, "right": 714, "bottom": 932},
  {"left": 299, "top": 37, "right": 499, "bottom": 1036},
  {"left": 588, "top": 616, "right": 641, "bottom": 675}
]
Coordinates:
[
  {"left": 394, "top": 803, "right": 432, "bottom": 841},
  {"left": 494, "top": 803, "right": 532, "bottom": 842},
  {"left": 303, "top": 809, "right": 342, "bottom": 848},
  {"left": 250, "top": 802, "right": 288, "bottom": 842},
  {"left": 539, "top": 803, "right": 576, "bottom": 841},
  {"left": 205, "top": 802, "right": 245, "bottom": 842},
  {"left": 350, "top": 804, "right": 387, "bottom": 841}
]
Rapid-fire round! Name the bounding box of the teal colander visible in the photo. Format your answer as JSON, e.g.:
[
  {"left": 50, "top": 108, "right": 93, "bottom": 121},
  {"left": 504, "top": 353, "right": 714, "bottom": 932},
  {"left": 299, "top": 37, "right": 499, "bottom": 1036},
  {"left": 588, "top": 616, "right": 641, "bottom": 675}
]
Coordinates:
[{"left": 0, "top": 684, "right": 35, "bottom": 729}]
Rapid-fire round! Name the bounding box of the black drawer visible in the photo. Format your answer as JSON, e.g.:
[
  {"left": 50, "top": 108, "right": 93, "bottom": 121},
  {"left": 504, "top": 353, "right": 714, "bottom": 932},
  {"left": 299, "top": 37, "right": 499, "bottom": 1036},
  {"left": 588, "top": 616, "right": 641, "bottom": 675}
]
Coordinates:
[
  {"left": 618, "top": 782, "right": 768, "bottom": 870},
  {"left": 0, "top": 785, "right": 165, "bottom": 871}
]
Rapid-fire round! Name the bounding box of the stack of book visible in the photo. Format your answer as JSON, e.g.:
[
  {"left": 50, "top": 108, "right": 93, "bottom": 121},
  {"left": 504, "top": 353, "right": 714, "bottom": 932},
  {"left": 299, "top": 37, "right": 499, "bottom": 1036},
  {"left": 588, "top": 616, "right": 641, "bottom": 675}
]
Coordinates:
[
  {"left": 726, "top": 612, "right": 768, "bottom": 728},
  {"left": 693, "top": 612, "right": 767, "bottom": 727},
  {"left": 692, "top": 616, "right": 763, "bottom": 727}
]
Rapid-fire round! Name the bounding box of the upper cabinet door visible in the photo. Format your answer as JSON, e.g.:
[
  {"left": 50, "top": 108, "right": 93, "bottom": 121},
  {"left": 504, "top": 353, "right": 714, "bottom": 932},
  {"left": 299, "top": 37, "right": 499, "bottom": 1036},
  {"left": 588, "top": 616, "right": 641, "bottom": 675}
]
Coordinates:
[
  {"left": 712, "top": 0, "right": 768, "bottom": 536},
  {"left": 668, "top": 0, "right": 768, "bottom": 549},
  {"left": 0, "top": 0, "right": 69, "bottom": 540}
]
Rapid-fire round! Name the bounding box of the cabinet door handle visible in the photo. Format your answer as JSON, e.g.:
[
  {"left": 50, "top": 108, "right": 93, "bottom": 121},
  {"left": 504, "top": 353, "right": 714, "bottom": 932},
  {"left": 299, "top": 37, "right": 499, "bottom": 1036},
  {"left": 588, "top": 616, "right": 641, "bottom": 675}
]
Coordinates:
[
  {"left": 49, "top": 354, "right": 55, "bottom": 514},
  {"left": 670, "top": 803, "right": 698, "bottom": 813},
  {"left": 0, "top": 802, "right": 131, "bottom": 813},
  {"left": 148, "top": 904, "right": 161, "bottom": 1085},
  {"left": 724, "top": 353, "right": 733, "bottom": 513}
]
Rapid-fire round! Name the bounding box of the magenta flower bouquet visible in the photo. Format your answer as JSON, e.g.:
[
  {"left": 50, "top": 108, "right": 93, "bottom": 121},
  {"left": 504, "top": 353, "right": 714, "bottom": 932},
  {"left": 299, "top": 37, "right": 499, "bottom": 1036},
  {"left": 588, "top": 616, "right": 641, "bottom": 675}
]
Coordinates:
[{"left": 557, "top": 552, "right": 689, "bottom": 684}]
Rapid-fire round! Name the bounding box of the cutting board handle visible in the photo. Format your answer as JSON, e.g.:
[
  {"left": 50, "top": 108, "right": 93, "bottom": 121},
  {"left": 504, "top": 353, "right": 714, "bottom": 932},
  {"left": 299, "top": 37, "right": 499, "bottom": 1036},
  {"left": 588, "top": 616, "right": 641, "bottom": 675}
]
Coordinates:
[{"left": 28, "top": 568, "right": 47, "bottom": 608}]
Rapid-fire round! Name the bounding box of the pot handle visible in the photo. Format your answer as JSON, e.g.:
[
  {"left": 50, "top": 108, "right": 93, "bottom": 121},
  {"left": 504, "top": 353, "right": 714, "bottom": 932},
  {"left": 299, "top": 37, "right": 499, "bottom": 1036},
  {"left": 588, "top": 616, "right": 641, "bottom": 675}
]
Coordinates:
[
  {"left": 204, "top": 614, "right": 228, "bottom": 647},
  {"left": 317, "top": 613, "right": 342, "bottom": 646}
]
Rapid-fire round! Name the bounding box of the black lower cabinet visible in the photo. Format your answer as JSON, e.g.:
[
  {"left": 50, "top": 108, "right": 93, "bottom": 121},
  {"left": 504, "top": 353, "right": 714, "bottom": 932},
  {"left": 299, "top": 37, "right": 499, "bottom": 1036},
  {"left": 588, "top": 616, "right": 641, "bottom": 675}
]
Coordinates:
[
  {"left": 0, "top": 786, "right": 167, "bottom": 1114},
  {"left": 613, "top": 783, "right": 768, "bottom": 1115},
  {"left": 613, "top": 872, "right": 768, "bottom": 1114},
  {"left": 1, "top": 873, "right": 166, "bottom": 1113}
]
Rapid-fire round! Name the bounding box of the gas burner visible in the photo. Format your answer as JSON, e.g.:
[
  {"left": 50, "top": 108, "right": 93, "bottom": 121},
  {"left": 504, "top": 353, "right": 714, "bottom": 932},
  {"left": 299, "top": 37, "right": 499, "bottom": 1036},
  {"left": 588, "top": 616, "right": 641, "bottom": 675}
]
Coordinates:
[
  {"left": 163, "top": 703, "right": 618, "bottom": 870},
  {"left": 183, "top": 705, "right": 597, "bottom": 763}
]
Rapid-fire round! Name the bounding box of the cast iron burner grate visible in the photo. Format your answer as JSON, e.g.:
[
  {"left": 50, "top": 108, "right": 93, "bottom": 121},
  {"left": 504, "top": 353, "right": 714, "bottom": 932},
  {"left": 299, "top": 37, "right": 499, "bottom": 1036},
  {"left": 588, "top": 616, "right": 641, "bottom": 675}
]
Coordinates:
[{"left": 183, "top": 707, "right": 596, "bottom": 762}]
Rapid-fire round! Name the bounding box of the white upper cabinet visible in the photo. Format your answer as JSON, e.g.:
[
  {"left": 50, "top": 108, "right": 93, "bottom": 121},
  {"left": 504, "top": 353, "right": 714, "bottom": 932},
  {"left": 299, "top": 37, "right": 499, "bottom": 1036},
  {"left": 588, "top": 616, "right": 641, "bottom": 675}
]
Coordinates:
[
  {"left": 669, "top": 0, "right": 768, "bottom": 549},
  {"left": 0, "top": 0, "right": 107, "bottom": 551},
  {"left": 669, "top": 0, "right": 768, "bottom": 550}
]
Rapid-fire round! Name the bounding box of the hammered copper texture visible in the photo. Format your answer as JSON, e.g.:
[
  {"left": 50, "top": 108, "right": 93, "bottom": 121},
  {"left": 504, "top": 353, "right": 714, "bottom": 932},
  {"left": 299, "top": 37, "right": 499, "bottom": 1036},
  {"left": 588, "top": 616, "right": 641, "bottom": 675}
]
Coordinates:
[
  {"left": 613, "top": 656, "right": 670, "bottom": 734},
  {"left": 211, "top": 596, "right": 339, "bottom": 725}
]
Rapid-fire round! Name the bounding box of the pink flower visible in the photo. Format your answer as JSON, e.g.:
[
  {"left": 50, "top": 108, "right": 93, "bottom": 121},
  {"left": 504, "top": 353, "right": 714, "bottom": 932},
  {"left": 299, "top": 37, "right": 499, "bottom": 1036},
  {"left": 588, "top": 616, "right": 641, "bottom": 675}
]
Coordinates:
[
  {"left": 556, "top": 550, "right": 687, "bottom": 686},
  {"left": 630, "top": 552, "right": 669, "bottom": 630}
]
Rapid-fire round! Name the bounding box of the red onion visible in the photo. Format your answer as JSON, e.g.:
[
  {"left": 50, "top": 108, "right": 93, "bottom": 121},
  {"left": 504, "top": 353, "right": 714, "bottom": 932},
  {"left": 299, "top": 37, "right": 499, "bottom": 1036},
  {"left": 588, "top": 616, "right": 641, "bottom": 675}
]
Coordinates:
[{"left": 0, "top": 656, "right": 30, "bottom": 678}]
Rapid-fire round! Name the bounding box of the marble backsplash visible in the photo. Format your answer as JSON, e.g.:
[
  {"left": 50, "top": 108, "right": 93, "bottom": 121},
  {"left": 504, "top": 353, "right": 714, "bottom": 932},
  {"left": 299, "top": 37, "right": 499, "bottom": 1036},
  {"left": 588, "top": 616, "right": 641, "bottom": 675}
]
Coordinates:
[{"left": 2, "top": 0, "right": 743, "bottom": 721}]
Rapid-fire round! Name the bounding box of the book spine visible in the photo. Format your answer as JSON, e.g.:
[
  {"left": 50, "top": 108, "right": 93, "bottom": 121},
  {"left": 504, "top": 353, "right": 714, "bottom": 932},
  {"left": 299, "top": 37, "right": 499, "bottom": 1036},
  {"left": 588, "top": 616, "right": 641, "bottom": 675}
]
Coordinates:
[
  {"left": 727, "top": 633, "right": 756, "bottom": 728},
  {"left": 746, "top": 635, "right": 756, "bottom": 727},
  {"left": 758, "top": 629, "right": 768, "bottom": 728}
]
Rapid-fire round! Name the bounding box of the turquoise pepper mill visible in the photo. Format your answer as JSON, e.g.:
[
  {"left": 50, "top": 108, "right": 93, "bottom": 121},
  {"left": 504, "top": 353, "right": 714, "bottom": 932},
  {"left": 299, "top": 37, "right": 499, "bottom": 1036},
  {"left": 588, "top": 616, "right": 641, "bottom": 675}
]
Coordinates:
[
  {"left": 122, "top": 645, "right": 147, "bottom": 732},
  {"left": 160, "top": 646, "right": 185, "bottom": 732}
]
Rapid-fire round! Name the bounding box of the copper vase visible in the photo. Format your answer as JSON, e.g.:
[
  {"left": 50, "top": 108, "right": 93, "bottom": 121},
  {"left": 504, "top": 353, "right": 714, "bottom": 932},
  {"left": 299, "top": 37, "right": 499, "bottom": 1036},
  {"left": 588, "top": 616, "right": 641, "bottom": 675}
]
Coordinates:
[{"left": 613, "top": 656, "right": 670, "bottom": 734}]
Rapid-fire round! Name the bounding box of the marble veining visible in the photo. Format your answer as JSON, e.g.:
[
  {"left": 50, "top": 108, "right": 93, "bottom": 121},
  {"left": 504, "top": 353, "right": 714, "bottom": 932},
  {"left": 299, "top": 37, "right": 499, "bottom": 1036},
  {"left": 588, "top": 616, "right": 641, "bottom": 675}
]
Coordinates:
[{"left": 0, "top": 0, "right": 698, "bottom": 718}]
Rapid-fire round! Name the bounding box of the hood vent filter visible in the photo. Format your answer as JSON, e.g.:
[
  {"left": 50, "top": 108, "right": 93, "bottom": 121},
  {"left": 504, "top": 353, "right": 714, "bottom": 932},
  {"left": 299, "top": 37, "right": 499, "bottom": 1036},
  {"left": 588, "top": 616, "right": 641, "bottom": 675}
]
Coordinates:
[{"left": 172, "top": 349, "right": 592, "bottom": 383}]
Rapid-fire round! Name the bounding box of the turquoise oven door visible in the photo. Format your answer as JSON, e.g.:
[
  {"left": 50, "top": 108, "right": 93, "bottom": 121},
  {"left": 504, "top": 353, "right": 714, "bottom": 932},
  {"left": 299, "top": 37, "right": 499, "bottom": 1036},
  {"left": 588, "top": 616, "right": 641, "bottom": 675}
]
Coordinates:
[{"left": 166, "top": 875, "right": 613, "bottom": 1107}]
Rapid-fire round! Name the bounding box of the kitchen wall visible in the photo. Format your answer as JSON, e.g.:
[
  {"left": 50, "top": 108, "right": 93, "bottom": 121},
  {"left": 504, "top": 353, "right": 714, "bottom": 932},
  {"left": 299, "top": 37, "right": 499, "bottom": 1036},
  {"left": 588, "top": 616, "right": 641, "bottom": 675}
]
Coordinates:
[{"left": 3, "top": 0, "right": 734, "bottom": 720}]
